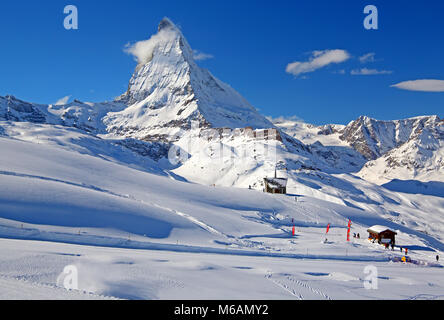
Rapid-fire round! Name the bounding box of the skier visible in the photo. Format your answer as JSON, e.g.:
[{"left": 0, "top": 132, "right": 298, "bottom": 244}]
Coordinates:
[
  {"left": 357, "top": 233, "right": 360, "bottom": 239},
  {"left": 437, "top": 255, "right": 440, "bottom": 263}
]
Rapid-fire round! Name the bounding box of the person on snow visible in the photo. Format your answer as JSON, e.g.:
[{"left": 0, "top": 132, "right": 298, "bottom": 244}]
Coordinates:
[{"left": 437, "top": 255, "right": 440, "bottom": 262}]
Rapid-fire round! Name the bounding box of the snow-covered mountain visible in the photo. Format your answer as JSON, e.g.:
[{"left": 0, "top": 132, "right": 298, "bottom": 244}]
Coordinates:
[
  {"left": 1, "top": 18, "right": 272, "bottom": 144},
  {"left": 106, "top": 18, "right": 272, "bottom": 142},
  {"left": 339, "top": 115, "right": 442, "bottom": 160},
  {"left": 0, "top": 95, "right": 50, "bottom": 124},
  {"left": 3, "top": 18, "right": 440, "bottom": 188},
  {"left": 0, "top": 95, "right": 125, "bottom": 133},
  {"left": 358, "top": 120, "right": 444, "bottom": 184},
  {"left": 273, "top": 115, "right": 443, "bottom": 183}
]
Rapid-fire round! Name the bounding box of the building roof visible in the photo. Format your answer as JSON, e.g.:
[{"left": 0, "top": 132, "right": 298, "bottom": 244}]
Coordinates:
[
  {"left": 264, "top": 177, "right": 288, "bottom": 189},
  {"left": 367, "top": 225, "right": 397, "bottom": 235}
]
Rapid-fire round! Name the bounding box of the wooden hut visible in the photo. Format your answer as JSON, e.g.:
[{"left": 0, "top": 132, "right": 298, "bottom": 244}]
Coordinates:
[
  {"left": 367, "top": 225, "right": 397, "bottom": 245},
  {"left": 264, "top": 178, "right": 287, "bottom": 194},
  {"left": 264, "top": 169, "right": 288, "bottom": 194}
]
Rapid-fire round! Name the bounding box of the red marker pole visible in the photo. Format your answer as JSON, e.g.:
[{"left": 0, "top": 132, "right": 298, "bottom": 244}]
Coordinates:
[
  {"left": 347, "top": 220, "right": 352, "bottom": 242},
  {"left": 292, "top": 218, "right": 295, "bottom": 237}
]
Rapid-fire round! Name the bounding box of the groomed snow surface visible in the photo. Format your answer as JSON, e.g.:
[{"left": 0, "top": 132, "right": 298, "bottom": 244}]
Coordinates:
[{"left": 0, "top": 122, "right": 443, "bottom": 300}]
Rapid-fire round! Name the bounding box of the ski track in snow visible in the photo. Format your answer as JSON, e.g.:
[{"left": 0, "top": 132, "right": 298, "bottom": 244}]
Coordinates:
[
  {"left": 0, "top": 275, "right": 115, "bottom": 300},
  {"left": 265, "top": 272, "right": 332, "bottom": 300}
]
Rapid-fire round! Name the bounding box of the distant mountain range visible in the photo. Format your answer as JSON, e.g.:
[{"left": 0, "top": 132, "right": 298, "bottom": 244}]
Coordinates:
[{"left": 1, "top": 18, "right": 442, "bottom": 187}]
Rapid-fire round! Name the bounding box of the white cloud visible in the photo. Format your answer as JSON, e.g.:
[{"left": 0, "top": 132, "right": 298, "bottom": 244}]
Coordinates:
[
  {"left": 391, "top": 79, "right": 444, "bottom": 92},
  {"left": 351, "top": 68, "right": 392, "bottom": 75},
  {"left": 193, "top": 50, "right": 214, "bottom": 61},
  {"left": 124, "top": 29, "right": 177, "bottom": 66},
  {"left": 286, "top": 49, "right": 350, "bottom": 77},
  {"left": 266, "top": 115, "right": 304, "bottom": 123},
  {"left": 54, "top": 95, "right": 71, "bottom": 105},
  {"left": 359, "top": 52, "right": 376, "bottom": 63}
]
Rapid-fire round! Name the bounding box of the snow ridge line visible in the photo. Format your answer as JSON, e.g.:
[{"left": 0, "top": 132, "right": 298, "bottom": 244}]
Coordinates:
[{"left": 0, "top": 170, "right": 123, "bottom": 198}]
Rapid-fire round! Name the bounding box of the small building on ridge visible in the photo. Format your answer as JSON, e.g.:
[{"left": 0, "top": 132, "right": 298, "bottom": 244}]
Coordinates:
[
  {"left": 367, "top": 225, "right": 397, "bottom": 245},
  {"left": 264, "top": 169, "right": 288, "bottom": 194}
]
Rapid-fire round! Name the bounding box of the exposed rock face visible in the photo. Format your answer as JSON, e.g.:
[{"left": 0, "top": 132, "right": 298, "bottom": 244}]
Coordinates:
[
  {"left": 339, "top": 115, "right": 442, "bottom": 160},
  {"left": 0, "top": 96, "right": 47, "bottom": 124},
  {"left": 358, "top": 119, "right": 444, "bottom": 184}
]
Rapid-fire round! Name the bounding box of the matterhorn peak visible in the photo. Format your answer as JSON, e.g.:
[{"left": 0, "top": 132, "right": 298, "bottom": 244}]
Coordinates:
[
  {"left": 158, "top": 17, "right": 178, "bottom": 32},
  {"left": 108, "top": 18, "right": 272, "bottom": 141}
]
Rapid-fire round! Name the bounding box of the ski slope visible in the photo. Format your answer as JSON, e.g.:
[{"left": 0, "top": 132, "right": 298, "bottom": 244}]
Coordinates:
[
  {"left": 0, "top": 238, "right": 443, "bottom": 300},
  {"left": 0, "top": 122, "right": 443, "bottom": 299}
]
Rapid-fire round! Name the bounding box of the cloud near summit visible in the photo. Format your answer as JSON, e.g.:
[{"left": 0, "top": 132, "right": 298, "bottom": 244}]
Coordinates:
[
  {"left": 124, "top": 28, "right": 177, "bottom": 66},
  {"left": 286, "top": 49, "right": 350, "bottom": 77}
]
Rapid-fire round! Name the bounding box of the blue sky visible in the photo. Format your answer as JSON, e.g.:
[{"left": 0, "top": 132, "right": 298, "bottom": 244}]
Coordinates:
[{"left": 0, "top": 0, "right": 443, "bottom": 125}]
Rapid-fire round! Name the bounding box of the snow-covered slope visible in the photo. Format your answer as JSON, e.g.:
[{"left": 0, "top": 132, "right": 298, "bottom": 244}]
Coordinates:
[
  {"left": 1, "top": 123, "right": 443, "bottom": 249},
  {"left": 0, "top": 124, "right": 443, "bottom": 299},
  {"left": 272, "top": 117, "right": 367, "bottom": 172},
  {"left": 271, "top": 117, "right": 346, "bottom": 147}
]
